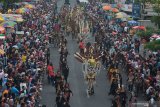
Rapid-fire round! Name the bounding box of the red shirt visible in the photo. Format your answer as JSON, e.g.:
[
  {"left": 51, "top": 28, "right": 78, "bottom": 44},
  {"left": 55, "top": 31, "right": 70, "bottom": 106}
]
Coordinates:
[
  {"left": 49, "top": 71, "right": 55, "bottom": 77},
  {"left": 79, "top": 42, "right": 84, "bottom": 49},
  {"left": 47, "top": 65, "right": 54, "bottom": 72}
]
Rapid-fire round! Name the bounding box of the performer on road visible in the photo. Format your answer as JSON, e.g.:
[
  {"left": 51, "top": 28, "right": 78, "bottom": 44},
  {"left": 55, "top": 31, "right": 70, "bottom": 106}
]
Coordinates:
[
  {"left": 62, "top": 64, "right": 69, "bottom": 82},
  {"left": 79, "top": 40, "right": 85, "bottom": 55}
]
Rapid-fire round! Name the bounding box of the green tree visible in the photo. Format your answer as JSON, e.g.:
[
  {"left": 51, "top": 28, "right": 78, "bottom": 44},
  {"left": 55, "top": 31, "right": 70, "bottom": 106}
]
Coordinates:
[
  {"left": 156, "top": 29, "right": 160, "bottom": 34},
  {"left": 151, "top": 0, "right": 160, "bottom": 29},
  {"left": 145, "top": 40, "right": 160, "bottom": 51},
  {"left": 137, "top": 27, "right": 154, "bottom": 41}
]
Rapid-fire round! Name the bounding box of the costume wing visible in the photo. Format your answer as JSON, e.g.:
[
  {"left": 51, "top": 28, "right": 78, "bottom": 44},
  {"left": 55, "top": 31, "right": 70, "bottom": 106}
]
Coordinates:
[{"left": 74, "top": 52, "right": 85, "bottom": 63}]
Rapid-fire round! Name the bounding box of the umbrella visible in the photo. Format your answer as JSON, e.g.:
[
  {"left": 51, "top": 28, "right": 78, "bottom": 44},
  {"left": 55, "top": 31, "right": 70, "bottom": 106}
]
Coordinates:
[
  {"left": 103, "top": 5, "right": 111, "bottom": 11},
  {"left": 16, "top": 18, "right": 24, "bottom": 22},
  {"left": 138, "top": 26, "right": 146, "bottom": 30},
  {"left": 16, "top": 8, "right": 30, "bottom": 14},
  {"left": 0, "top": 26, "right": 5, "bottom": 34},
  {"left": 127, "top": 17, "right": 133, "bottom": 21},
  {"left": 121, "top": 18, "right": 127, "bottom": 22},
  {"left": 151, "top": 34, "right": 160, "bottom": 38},
  {"left": 112, "top": 8, "right": 119, "bottom": 13},
  {"left": 132, "top": 26, "right": 139, "bottom": 29},
  {"left": 133, "top": 26, "right": 145, "bottom": 30},
  {"left": 117, "top": 4, "right": 122, "bottom": 8},
  {"left": 22, "top": 8, "right": 30, "bottom": 12},
  {"left": 0, "top": 49, "right": 5, "bottom": 55},
  {"left": 116, "top": 12, "right": 128, "bottom": 18},
  {"left": 128, "top": 20, "right": 138, "bottom": 24},
  {"left": 13, "top": 45, "right": 19, "bottom": 49},
  {"left": 25, "top": 4, "right": 35, "bottom": 9},
  {"left": 16, "top": 9, "right": 25, "bottom": 14},
  {"left": 0, "top": 16, "right": 4, "bottom": 22},
  {"left": 0, "top": 21, "right": 17, "bottom": 28},
  {"left": 8, "top": 9, "right": 12, "bottom": 13},
  {"left": 128, "top": 20, "right": 138, "bottom": 26}
]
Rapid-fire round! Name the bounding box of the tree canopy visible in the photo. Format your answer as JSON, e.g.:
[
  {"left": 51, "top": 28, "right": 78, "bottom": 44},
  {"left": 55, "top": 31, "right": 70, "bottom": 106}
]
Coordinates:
[{"left": 145, "top": 40, "right": 160, "bottom": 51}]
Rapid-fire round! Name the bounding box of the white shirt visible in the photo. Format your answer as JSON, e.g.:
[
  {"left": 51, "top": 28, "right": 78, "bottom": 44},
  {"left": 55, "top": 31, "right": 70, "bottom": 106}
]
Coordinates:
[
  {"left": 146, "top": 86, "right": 152, "bottom": 94},
  {"left": 124, "top": 27, "right": 128, "bottom": 32}
]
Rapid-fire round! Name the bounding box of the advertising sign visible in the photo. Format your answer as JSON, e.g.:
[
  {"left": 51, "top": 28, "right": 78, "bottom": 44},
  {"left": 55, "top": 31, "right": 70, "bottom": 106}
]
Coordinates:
[
  {"left": 16, "top": 31, "right": 24, "bottom": 35},
  {"left": 121, "top": 4, "right": 132, "bottom": 12},
  {"left": 132, "top": 3, "right": 141, "bottom": 18}
]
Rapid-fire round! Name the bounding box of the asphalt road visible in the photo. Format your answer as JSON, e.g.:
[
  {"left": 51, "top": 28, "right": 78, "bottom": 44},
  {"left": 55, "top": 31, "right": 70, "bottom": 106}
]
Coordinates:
[{"left": 41, "top": 0, "right": 129, "bottom": 107}]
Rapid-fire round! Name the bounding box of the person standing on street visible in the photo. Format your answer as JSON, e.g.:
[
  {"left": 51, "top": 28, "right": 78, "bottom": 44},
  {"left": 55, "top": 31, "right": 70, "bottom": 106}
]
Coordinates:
[{"left": 62, "top": 65, "right": 69, "bottom": 82}]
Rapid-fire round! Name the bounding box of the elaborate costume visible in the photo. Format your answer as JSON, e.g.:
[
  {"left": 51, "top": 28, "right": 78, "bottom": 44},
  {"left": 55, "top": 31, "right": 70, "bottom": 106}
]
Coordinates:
[{"left": 74, "top": 42, "right": 101, "bottom": 97}]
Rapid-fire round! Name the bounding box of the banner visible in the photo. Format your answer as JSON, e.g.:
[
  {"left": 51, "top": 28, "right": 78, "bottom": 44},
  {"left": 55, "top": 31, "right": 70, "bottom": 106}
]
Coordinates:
[
  {"left": 121, "top": 4, "right": 132, "bottom": 12},
  {"left": 115, "top": 0, "right": 126, "bottom": 4},
  {"left": 16, "top": 31, "right": 24, "bottom": 35},
  {"left": 132, "top": 3, "right": 141, "bottom": 18}
]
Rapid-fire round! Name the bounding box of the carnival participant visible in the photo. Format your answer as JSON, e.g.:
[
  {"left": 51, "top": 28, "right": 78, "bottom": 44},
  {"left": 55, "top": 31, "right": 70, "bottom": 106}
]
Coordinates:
[
  {"left": 128, "top": 92, "right": 137, "bottom": 107},
  {"left": 63, "top": 83, "right": 73, "bottom": 102},
  {"left": 56, "top": 91, "right": 63, "bottom": 107},
  {"left": 127, "top": 72, "right": 134, "bottom": 92},
  {"left": 116, "top": 85, "right": 127, "bottom": 107},
  {"left": 62, "top": 64, "right": 69, "bottom": 82},
  {"left": 55, "top": 71, "right": 64, "bottom": 94},
  {"left": 47, "top": 63, "right": 55, "bottom": 85},
  {"left": 108, "top": 79, "right": 118, "bottom": 96},
  {"left": 59, "top": 49, "right": 68, "bottom": 72},
  {"left": 61, "top": 94, "right": 71, "bottom": 107},
  {"left": 79, "top": 40, "right": 85, "bottom": 55}
]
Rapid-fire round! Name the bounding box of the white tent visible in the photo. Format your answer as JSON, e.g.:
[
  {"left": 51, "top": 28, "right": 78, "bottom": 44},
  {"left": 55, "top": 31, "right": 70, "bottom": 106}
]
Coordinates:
[{"left": 79, "top": 0, "right": 89, "bottom": 3}]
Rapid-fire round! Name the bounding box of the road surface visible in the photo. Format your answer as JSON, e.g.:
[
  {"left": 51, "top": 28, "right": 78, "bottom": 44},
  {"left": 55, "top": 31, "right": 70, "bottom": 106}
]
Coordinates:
[{"left": 41, "top": 0, "right": 129, "bottom": 107}]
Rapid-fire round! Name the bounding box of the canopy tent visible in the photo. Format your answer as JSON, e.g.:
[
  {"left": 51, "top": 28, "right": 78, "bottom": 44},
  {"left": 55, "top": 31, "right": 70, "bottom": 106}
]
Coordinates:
[{"left": 79, "top": 0, "right": 89, "bottom": 3}]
